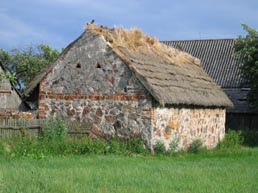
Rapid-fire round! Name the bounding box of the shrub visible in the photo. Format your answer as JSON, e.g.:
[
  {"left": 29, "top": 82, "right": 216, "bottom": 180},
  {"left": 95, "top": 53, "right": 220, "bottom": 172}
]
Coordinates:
[
  {"left": 126, "top": 138, "right": 148, "bottom": 154},
  {"left": 108, "top": 138, "right": 127, "bottom": 154},
  {"left": 188, "top": 139, "right": 205, "bottom": 154},
  {"left": 154, "top": 141, "right": 166, "bottom": 155},
  {"left": 89, "top": 139, "right": 109, "bottom": 154},
  {"left": 218, "top": 130, "right": 244, "bottom": 149},
  {"left": 41, "top": 116, "right": 68, "bottom": 142},
  {"left": 1, "top": 136, "right": 45, "bottom": 158},
  {"left": 168, "top": 137, "right": 180, "bottom": 155}
]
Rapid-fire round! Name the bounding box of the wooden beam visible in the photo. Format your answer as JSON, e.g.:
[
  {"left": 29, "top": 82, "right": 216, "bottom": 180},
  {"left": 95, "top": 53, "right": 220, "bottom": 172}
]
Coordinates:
[{"left": 0, "top": 90, "right": 11, "bottom": 94}]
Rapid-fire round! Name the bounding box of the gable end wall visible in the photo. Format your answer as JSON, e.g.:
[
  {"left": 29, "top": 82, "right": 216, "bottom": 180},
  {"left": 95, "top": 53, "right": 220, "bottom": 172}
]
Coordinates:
[
  {"left": 0, "top": 67, "right": 22, "bottom": 112},
  {"left": 38, "top": 31, "right": 154, "bottom": 145}
]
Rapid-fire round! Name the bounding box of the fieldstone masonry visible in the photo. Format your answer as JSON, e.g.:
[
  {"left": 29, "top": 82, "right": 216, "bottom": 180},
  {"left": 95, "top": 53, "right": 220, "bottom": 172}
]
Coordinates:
[
  {"left": 39, "top": 94, "right": 153, "bottom": 145},
  {"left": 153, "top": 108, "right": 226, "bottom": 149}
]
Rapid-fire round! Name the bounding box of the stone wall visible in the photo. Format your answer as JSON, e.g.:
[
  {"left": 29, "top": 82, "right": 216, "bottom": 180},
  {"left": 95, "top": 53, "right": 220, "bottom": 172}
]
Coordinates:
[
  {"left": 39, "top": 93, "right": 153, "bottom": 145},
  {"left": 153, "top": 107, "right": 226, "bottom": 150}
]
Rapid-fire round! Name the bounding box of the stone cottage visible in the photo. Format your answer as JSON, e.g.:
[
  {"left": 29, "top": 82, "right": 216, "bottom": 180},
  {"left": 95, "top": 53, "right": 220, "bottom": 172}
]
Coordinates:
[
  {"left": 0, "top": 61, "right": 23, "bottom": 117},
  {"left": 24, "top": 24, "right": 233, "bottom": 150}
]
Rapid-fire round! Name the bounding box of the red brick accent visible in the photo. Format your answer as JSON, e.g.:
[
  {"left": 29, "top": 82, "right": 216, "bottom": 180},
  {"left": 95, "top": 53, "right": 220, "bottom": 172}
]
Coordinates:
[
  {"left": 0, "top": 111, "right": 36, "bottom": 120},
  {"left": 150, "top": 108, "right": 155, "bottom": 120},
  {"left": 0, "top": 112, "right": 20, "bottom": 119},
  {"left": 39, "top": 92, "right": 148, "bottom": 101},
  {"left": 141, "top": 108, "right": 155, "bottom": 120}
]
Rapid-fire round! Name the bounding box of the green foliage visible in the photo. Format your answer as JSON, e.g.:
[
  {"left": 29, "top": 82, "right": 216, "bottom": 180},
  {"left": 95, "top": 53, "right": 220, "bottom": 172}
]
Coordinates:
[
  {"left": 234, "top": 24, "right": 258, "bottom": 109},
  {"left": 0, "top": 136, "right": 45, "bottom": 159},
  {"left": 0, "top": 44, "right": 60, "bottom": 89},
  {"left": 154, "top": 141, "right": 166, "bottom": 155},
  {"left": 168, "top": 137, "right": 180, "bottom": 155},
  {"left": 109, "top": 138, "right": 127, "bottom": 154},
  {"left": 188, "top": 139, "right": 205, "bottom": 154},
  {"left": 0, "top": 123, "right": 148, "bottom": 157},
  {"left": 41, "top": 117, "right": 68, "bottom": 142},
  {"left": 126, "top": 138, "right": 148, "bottom": 154},
  {"left": 217, "top": 130, "right": 244, "bottom": 149},
  {"left": 0, "top": 71, "right": 17, "bottom": 85}
]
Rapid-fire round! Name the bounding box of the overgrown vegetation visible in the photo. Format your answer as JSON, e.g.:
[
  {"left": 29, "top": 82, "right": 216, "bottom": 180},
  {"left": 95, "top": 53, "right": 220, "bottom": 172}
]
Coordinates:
[
  {"left": 188, "top": 139, "right": 206, "bottom": 154},
  {"left": 217, "top": 130, "right": 244, "bottom": 149},
  {"left": 153, "top": 141, "right": 167, "bottom": 155},
  {"left": 0, "top": 117, "right": 257, "bottom": 159},
  {"left": 0, "top": 136, "right": 150, "bottom": 159},
  {"left": 41, "top": 116, "right": 68, "bottom": 142},
  {"left": 0, "top": 118, "right": 148, "bottom": 158}
]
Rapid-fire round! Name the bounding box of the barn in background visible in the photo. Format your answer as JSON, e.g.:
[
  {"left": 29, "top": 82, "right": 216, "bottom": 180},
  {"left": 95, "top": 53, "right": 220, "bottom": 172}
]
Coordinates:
[
  {"left": 0, "top": 61, "right": 24, "bottom": 118},
  {"left": 163, "top": 39, "right": 258, "bottom": 130}
]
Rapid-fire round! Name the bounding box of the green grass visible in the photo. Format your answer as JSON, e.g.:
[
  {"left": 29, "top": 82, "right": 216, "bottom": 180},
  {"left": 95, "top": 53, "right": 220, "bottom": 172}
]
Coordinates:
[{"left": 0, "top": 148, "right": 258, "bottom": 193}]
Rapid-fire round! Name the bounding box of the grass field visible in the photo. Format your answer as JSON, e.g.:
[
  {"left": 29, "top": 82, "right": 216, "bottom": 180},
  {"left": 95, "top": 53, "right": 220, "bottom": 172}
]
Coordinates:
[{"left": 0, "top": 148, "right": 258, "bottom": 193}]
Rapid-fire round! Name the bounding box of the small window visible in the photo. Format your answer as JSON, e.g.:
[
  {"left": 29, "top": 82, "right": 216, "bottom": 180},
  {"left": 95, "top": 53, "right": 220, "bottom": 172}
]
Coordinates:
[
  {"left": 76, "top": 62, "right": 81, "bottom": 68},
  {"left": 96, "top": 62, "right": 101, "bottom": 69},
  {"left": 238, "top": 98, "right": 247, "bottom": 102}
]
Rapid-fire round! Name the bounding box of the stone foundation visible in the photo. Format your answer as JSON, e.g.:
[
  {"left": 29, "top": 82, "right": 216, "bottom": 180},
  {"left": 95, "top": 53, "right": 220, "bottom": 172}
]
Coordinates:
[{"left": 153, "top": 107, "right": 226, "bottom": 150}]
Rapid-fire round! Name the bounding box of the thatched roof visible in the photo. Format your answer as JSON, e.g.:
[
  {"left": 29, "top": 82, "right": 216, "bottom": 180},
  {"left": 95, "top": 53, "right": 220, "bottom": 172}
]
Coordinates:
[
  {"left": 24, "top": 24, "right": 233, "bottom": 107},
  {"left": 87, "top": 24, "right": 232, "bottom": 107}
]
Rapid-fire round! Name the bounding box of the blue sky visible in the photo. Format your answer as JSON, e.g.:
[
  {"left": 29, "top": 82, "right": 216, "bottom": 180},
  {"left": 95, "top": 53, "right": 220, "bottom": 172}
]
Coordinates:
[{"left": 0, "top": 0, "right": 257, "bottom": 51}]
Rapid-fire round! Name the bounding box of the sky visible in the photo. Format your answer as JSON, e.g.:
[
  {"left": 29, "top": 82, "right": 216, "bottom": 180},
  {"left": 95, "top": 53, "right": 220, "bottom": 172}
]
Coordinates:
[{"left": 0, "top": 0, "right": 257, "bottom": 51}]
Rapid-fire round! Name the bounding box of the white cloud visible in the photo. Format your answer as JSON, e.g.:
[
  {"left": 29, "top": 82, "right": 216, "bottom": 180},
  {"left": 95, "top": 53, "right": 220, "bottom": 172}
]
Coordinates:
[
  {"left": 0, "top": 11, "right": 65, "bottom": 50},
  {"left": 1, "top": 0, "right": 257, "bottom": 50}
]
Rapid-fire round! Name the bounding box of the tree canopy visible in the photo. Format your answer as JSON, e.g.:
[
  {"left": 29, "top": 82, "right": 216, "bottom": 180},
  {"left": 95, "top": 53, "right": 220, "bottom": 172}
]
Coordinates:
[
  {"left": 0, "top": 45, "right": 60, "bottom": 90},
  {"left": 234, "top": 24, "right": 258, "bottom": 109}
]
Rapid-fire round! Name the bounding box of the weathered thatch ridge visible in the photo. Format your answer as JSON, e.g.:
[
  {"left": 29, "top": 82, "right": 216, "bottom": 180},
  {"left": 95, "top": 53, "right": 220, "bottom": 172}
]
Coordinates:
[{"left": 87, "top": 24, "right": 233, "bottom": 107}]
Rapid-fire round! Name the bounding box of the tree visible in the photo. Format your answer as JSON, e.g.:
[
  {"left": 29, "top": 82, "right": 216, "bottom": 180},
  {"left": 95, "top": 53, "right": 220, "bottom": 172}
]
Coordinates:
[
  {"left": 234, "top": 24, "right": 258, "bottom": 109},
  {"left": 0, "top": 44, "right": 60, "bottom": 90}
]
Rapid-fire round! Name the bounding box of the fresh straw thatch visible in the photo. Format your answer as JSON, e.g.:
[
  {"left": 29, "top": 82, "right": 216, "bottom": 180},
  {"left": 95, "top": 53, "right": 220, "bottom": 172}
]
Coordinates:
[
  {"left": 87, "top": 24, "right": 233, "bottom": 107},
  {"left": 24, "top": 24, "right": 232, "bottom": 107}
]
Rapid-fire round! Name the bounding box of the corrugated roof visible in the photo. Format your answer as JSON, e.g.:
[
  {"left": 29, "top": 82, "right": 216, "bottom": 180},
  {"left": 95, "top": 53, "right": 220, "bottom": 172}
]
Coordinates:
[{"left": 162, "top": 39, "right": 244, "bottom": 88}]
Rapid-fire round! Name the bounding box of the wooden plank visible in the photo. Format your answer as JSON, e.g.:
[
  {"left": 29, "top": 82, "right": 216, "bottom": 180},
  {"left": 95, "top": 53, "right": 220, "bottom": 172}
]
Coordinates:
[{"left": 0, "top": 90, "right": 11, "bottom": 94}]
